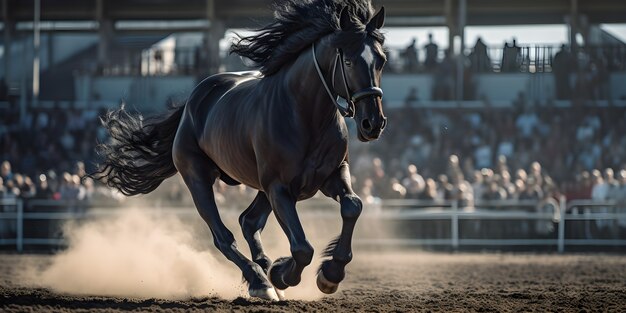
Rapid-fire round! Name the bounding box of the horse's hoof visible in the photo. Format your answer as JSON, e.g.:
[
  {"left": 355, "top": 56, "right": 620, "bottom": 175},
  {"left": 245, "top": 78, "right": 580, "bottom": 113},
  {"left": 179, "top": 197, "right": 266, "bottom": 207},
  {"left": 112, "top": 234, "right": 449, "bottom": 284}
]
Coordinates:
[
  {"left": 316, "top": 270, "right": 339, "bottom": 294},
  {"left": 276, "top": 289, "right": 286, "bottom": 301},
  {"left": 268, "top": 257, "right": 290, "bottom": 290},
  {"left": 249, "top": 287, "right": 280, "bottom": 301}
]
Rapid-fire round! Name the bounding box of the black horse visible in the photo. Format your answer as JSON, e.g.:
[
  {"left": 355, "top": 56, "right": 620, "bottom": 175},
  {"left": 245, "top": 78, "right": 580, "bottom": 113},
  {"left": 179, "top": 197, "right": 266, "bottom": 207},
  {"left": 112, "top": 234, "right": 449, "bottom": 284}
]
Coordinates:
[{"left": 93, "top": 0, "right": 387, "bottom": 301}]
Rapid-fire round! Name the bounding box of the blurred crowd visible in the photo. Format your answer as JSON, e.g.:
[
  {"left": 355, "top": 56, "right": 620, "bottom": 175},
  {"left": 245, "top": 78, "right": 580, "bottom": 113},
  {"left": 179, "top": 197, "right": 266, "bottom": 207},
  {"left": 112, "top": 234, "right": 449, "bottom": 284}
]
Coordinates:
[
  {"left": 350, "top": 104, "right": 626, "bottom": 206},
  {"left": 1, "top": 102, "right": 624, "bottom": 210}
]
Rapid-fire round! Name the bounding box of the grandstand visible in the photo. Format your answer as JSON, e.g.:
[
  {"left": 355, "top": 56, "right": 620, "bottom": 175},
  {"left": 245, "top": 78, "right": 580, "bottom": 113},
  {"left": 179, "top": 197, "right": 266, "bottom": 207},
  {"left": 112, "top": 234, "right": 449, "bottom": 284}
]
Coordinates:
[{"left": 0, "top": 0, "right": 625, "bottom": 252}]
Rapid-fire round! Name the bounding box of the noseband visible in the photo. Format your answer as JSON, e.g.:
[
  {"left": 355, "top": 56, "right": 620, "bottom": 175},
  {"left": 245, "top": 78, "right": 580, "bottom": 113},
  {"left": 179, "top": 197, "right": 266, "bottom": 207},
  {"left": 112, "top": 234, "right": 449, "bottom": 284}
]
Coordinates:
[{"left": 312, "top": 43, "right": 383, "bottom": 118}]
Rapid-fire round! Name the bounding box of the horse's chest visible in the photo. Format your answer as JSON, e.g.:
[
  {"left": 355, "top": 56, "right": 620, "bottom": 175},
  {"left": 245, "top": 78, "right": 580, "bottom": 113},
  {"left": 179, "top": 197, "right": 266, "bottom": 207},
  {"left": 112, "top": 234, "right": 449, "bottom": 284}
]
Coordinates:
[{"left": 296, "top": 143, "right": 347, "bottom": 200}]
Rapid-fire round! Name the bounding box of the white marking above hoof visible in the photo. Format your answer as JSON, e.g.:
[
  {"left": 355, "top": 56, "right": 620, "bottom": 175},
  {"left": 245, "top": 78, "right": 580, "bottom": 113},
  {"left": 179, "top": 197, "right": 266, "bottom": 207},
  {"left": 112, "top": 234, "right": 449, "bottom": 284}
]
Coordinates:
[
  {"left": 249, "top": 287, "right": 280, "bottom": 301},
  {"left": 276, "top": 289, "right": 286, "bottom": 301},
  {"left": 316, "top": 270, "right": 339, "bottom": 294}
]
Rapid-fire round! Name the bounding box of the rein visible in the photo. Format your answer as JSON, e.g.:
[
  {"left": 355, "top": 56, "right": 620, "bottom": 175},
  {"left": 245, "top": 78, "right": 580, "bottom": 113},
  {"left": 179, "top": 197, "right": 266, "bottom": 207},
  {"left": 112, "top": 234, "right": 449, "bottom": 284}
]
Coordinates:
[{"left": 311, "top": 43, "right": 383, "bottom": 118}]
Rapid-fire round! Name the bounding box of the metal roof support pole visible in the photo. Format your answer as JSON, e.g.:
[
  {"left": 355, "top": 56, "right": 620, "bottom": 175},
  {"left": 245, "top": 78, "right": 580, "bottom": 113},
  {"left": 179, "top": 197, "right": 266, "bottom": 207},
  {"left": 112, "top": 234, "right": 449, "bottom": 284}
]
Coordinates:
[
  {"left": 205, "top": 0, "right": 224, "bottom": 75},
  {"left": 569, "top": 0, "right": 579, "bottom": 53},
  {"left": 32, "top": 0, "right": 40, "bottom": 108},
  {"left": 2, "top": 0, "right": 13, "bottom": 84},
  {"left": 455, "top": 0, "right": 466, "bottom": 102},
  {"left": 445, "top": 0, "right": 454, "bottom": 51},
  {"left": 96, "top": 0, "right": 112, "bottom": 75}
]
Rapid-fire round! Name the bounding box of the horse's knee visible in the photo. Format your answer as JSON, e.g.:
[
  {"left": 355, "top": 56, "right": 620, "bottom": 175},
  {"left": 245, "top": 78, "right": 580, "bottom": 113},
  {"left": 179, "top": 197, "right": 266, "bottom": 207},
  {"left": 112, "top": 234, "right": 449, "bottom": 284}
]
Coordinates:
[
  {"left": 341, "top": 195, "right": 362, "bottom": 220},
  {"left": 291, "top": 241, "right": 314, "bottom": 266},
  {"left": 213, "top": 231, "right": 237, "bottom": 254}
]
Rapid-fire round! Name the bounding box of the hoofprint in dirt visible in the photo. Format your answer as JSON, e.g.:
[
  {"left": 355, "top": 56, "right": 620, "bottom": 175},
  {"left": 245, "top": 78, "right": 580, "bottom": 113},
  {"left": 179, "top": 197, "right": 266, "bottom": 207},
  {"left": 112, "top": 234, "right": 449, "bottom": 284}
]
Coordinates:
[{"left": 1, "top": 252, "right": 625, "bottom": 312}]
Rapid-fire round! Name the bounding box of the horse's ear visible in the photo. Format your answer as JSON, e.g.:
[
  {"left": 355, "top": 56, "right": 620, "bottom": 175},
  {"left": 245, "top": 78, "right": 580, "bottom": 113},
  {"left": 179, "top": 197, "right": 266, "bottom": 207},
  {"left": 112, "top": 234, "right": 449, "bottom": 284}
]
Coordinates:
[
  {"left": 367, "top": 6, "right": 385, "bottom": 30},
  {"left": 339, "top": 6, "right": 352, "bottom": 30}
]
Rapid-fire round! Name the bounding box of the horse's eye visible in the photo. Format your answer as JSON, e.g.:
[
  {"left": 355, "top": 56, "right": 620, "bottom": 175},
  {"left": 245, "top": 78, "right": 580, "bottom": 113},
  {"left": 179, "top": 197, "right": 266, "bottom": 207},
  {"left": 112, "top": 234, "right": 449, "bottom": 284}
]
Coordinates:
[{"left": 344, "top": 59, "right": 352, "bottom": 67}]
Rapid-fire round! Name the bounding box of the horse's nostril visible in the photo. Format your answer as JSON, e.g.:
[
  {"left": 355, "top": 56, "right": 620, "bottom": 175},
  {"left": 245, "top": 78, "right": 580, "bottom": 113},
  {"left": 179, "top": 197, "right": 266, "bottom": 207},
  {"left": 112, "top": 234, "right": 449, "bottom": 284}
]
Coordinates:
[
  {"left": 381, "top": 118, "right": 387, "bottom": 129},
  {"left": 361, "top": 119, "right": 372, "bottom": 131}
]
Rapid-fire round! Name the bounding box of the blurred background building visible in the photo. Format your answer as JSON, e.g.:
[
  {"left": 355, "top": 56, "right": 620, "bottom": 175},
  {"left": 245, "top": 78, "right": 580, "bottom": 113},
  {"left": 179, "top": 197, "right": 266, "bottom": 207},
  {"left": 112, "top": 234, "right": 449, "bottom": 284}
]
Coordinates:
[{"left": 0, "top": 0, "right": 625, "bottom": 251}]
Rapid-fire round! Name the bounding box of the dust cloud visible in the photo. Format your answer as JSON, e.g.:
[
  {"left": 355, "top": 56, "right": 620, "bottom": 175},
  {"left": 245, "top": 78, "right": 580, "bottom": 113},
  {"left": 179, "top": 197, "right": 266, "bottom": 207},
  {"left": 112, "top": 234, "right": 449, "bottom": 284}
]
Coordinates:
[
  {"left": 19, "top": 206, "right": 338, "bottom": 301},
  {"left": 25, "top": 209, "right": 244, "bottom": 300}
]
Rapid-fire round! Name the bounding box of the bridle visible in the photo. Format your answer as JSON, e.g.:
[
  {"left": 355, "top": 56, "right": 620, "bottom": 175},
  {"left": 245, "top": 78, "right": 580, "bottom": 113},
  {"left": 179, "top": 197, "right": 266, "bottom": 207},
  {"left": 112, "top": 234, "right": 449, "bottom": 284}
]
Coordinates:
[{"left": 312, "top": 43, "right": 383, "bottom": 118}]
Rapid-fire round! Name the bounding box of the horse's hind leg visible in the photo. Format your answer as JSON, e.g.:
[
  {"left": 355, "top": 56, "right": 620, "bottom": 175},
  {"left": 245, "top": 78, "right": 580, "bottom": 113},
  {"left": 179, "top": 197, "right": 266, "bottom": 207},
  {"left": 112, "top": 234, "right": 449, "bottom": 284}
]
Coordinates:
[
  {"left": 174, "top": 150, "right": 278, "bottom": 301},
  {"left": 317, "top": 161, "right": 362, "bottom": 294},
  {"left": 239, "top": 191, "right": 273, "bottom": 273},
  {"left": 239, "top": 192, "right": 287, "bottom": 300}
]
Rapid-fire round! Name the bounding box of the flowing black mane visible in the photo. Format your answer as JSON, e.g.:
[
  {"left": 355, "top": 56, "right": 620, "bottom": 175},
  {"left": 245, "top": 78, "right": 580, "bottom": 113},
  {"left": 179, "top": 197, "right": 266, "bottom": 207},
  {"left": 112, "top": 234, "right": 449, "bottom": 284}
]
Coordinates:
[{"left": 230, "top": 0, "right": 384, "bottom": 76}]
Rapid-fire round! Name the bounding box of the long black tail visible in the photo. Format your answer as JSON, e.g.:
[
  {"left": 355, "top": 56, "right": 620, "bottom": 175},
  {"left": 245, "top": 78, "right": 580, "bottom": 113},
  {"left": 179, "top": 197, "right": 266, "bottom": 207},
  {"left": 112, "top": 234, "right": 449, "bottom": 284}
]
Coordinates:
[{"left": 91, "top": 104, "right": 184, "bottom": 196}]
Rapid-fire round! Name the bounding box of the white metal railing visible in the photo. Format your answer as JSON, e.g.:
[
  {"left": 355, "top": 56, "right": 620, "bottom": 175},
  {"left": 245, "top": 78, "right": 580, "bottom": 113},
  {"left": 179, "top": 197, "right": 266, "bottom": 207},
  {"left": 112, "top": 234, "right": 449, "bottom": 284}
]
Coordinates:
[{"left": 0, "top": 198, "right": 625, "bottom": 253}]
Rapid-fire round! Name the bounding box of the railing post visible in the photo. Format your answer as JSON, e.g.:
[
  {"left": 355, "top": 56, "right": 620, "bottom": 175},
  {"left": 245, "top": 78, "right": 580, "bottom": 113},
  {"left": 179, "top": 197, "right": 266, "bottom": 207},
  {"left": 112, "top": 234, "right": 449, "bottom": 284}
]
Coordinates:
[
  {"left": 16, "top": 199, "right": 23, "bottom": 253},
  {"left": 451, "top": 200, "right": 459, "bottom": 250},
  {"left": 557, "top": 195, "right": 566, "bottom": 253}
]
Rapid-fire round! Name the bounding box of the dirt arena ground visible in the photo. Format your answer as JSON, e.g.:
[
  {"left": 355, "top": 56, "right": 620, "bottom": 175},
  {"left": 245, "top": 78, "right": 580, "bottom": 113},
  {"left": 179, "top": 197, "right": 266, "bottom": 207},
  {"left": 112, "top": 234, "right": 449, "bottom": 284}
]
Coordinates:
[{"left": 1, "top": 251, "right": 625, "bottom": 312}]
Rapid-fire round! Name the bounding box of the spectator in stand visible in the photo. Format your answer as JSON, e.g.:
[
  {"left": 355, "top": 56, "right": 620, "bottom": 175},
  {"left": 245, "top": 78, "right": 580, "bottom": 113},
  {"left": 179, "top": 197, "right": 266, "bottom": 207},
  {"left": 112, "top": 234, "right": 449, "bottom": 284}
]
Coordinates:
[
  {"left": 402, "top": 38, "right": 419, "bottom": 72},
  {"left": 450, "top": 172, "right": 474, "bottom": 208},
  {"left": 1, "top": 161, "right": 13, "bottom": 182},
  {"left": 14, "top": 174, "right": 36, "bottom": 199},
  {"left": 3, "top": 179, "right": 19, "bottom": 200},
  {"left": 603, "top": 168, "right": 618, "bottom": 188},
  {"left": 447, "top": 155, "right": 462, "bottom": 179},
  {"left": 0, "top": 177, "right": 5, "bottom": 198},
  {"left": 619, "top": 170, "right": 626, "bottom": 198},
  {"left": 359, "top": 178, "right": 378, "bottom": 205},
  {"left": 419, "top": 178, "right": 439, "bottom": 201},
  {"left": 402, "top": 164, "right": 426, "bottom": 199},
  {"left": 471, "top": 170, "right": 485, "bottom": 200},
  {"left": 469, "top": 37, "right": 492, "bottom": 73},
  {"left": 494, "top": 155, "right": 509, "bottom": 176},
  {"left": 34, "top": 174, "right": 54, "bottom": 200},
  {"left": 500, "top": 171, "right": 517, "bottom": 199},
  {"left": 482, "top": 181, "right": 507, "bottom": 201},
  {"left": 59, "top": 173, "right": 83, "bottom": 201},
  {"left": 437, "top": 174, "right": 453, "bottom": 200},
  {"left": 82, "top": 177, "right": 95, "bottom": 202},
  {"left": 432, "top": 49, "right": 455, "bottom": 100},
  {"left": 385, "top": 178, "right": 407, "bottom": 199},
  {"left": 501, "top": 39, "right": 521, "bottom": 72},
  {"left": 528, "top": 162, "right": 545, "bottom": 188},
  {"left": 370, "top": 157, "right": 388, "bottom": 196},
  {"left": 423, "top": 33, "right": 438, "bottom": 71},
  {"left": 591, "top": 169, "right": 611, "bottom": 201},
  {"left": 519, "top": 177, "right": 543, "bottom": 201},
  {"left": 552, "top": 44, "right": 576, "bottom": 100},
  {"left": 74, "top": 161, "right": 87, "bottom": 178}
]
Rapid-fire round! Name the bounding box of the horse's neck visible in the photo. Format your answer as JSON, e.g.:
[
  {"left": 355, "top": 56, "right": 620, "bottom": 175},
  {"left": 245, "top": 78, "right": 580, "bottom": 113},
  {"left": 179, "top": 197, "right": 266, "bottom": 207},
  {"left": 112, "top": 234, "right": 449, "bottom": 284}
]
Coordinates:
[{"left": 278, "top": 46, "right": 339, "bottom": 129}]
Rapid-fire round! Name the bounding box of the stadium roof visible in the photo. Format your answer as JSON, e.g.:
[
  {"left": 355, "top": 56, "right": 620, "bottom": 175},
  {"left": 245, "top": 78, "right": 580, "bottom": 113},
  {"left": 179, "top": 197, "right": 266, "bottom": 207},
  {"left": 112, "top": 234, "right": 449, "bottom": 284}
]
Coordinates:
[{"left": 2, "top": 0, "right": 626, "bottom": 30}]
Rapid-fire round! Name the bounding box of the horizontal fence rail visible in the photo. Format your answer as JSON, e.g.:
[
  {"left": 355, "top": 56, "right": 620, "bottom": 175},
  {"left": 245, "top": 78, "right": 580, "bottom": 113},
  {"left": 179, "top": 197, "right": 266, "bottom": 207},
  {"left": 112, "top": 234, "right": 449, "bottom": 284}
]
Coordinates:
[{"left": 1, "top": 198, "right": 625, "bottom": 253}]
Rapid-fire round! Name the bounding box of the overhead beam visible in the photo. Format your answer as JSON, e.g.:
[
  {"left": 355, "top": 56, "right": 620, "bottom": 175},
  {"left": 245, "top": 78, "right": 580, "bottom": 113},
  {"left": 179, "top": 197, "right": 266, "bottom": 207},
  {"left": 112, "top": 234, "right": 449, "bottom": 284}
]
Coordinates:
[{"left": 4, "top": 0, "right": 626, "bottom": 27}]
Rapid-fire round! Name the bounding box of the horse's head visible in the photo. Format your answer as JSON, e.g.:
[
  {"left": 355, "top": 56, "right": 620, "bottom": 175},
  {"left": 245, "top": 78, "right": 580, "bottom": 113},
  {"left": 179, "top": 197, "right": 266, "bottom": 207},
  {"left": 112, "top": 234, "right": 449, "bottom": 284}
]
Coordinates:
[{"left": 332, "top": 6, "right": 387, "bottom": 142}]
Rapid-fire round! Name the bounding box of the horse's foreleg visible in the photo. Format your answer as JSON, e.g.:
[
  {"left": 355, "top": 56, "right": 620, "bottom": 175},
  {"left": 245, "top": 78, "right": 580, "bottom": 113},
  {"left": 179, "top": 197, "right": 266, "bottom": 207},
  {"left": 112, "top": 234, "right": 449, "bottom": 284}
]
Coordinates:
[
  {"left": 176, "top": 152, "right": 278, "bottom": 301},
  {"left": 266, "top": 184, "right": 314, "bottom": 290},
  {"left": 317, "top": 161, "right": 362, "bottom": 294},
  {"left": 239, "top": 191, "right": 273, "bottom": 273}
]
